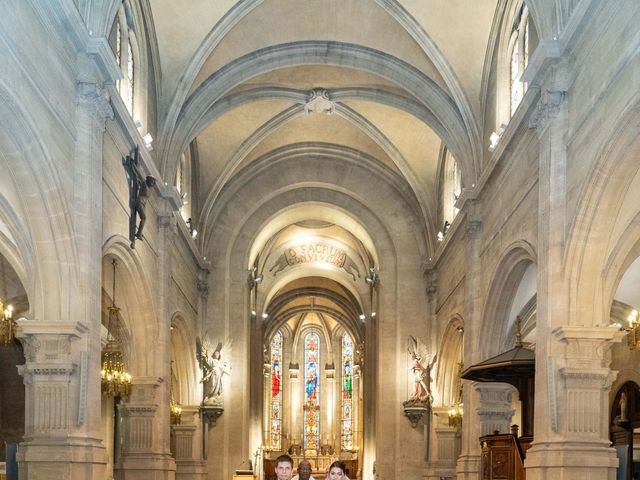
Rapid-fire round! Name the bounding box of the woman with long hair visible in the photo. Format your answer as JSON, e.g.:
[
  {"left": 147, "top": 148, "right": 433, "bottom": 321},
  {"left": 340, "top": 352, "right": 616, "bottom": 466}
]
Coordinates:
[{"left": 326, "top": 461, "right": 349, "bottom": 480}]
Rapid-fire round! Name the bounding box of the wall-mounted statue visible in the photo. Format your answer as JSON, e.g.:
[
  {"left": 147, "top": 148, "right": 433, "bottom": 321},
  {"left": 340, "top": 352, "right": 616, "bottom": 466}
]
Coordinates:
[
  {"left": 404, "top": 335, "right": 437, "bottom": 406},
  {"left": 123, "top": 146, "right": 156, "bottom": 249},
  {"left": 196, "top": 335, "right": 232, "bottom": 406}
]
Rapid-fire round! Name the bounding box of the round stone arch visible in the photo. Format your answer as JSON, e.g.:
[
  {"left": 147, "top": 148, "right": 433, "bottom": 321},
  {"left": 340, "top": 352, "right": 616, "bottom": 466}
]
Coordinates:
[
  {"left": 201, "top": 143, "right": 429, "bottom": 259},
  {"left": 203, "top": 151, "right": 427, "bottom": 478},
  {"left": 478, "top": 240, "right": 537, "bottom": 359},
  {"left": 0, "top": 195, "right": 34, "bottom": 307},
  {"left": 102, "top": 236, "right": 159, "bottom": 376},
  {"left": 0, "top": 83, "right": 76, "bottom": 322},
  {"left": 163, "top": 41, "right": 474, "bottom": 185},
  {"left": 565, "top": 100, "right": 640, "bottom": 328},
  {"left": 169, "top": 312, "right": 199, "bottom": 406},
  {"left": 156, "top": 0, "right": 480, "bottom": 174},
  {"left": 436, "top": 315, "right": 465, "bottom": 408}
]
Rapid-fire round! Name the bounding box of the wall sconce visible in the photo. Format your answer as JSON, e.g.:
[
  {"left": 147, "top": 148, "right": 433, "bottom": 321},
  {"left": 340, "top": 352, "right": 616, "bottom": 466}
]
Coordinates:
[
  {"left": 626, "top": 309, "right": 640, "bottom": 349},
  {"left": 448, "top": 402, "right": 463, "bottom": 429},
  {"left": 0, "top": 300, "right": 15, "bottom": 345},
  {"left": 170, "top": 397, "right": 182, "bottom": 425}
]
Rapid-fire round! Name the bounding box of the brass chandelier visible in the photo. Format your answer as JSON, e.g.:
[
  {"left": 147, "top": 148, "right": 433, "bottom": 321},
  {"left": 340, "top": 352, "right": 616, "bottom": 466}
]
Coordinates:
[
  {"left": 625, "top": 309, "right": 640, "bottom": 349},
  {"left": 101, "top": 259, "right": 132, "bottom": 397},
  {"left": 0, "top": 300, "right": 15, "bottom": 345}
]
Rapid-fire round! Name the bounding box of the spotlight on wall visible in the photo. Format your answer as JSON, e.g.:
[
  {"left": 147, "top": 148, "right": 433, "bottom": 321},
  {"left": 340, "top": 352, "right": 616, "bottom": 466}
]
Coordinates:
[
  {"left": 488, "top": 131, "right": 501, "bottom": 152},
  {"left": 143, "top": 132, "right": 153, "bottom": 151},
  {"left": 437, "top": 231, "right": 444, "bottom": 242},
  {"left": 371, "top": 311, "right": 376, "bottom": 318},
  {"left": 359, "top": 314, "right": 366, "bottom": 321},
  {"left": 262, "top": 312, "right": 268, "bottom": 319},
  {"left": 251, "top": 309, "right": 257, "bottom": 316}
]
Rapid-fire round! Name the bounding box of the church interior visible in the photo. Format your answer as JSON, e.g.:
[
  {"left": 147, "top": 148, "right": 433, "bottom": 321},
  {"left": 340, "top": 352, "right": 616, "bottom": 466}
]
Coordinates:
[{"left": 0, "top": 1, "right": 640, "bottom": 479}]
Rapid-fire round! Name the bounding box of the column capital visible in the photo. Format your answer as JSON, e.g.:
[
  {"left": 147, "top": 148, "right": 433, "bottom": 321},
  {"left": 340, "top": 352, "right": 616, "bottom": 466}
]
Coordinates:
[
  {"left": 552, "top": 325, "right": 623, "bottom": 368},
  {"left": 76, "top": 82, "right": 114, "bottom": 125}
]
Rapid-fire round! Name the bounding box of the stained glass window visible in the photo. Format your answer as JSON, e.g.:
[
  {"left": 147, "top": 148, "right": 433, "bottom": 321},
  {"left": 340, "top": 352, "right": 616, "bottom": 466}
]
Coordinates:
[
  {"left": 510, "top": 5, "right": 529, "bottom": 116},
  {"left": 270, "top": 330, "right": 283, "bottom": 449},
  {"left": 303, "top": 332, "right": 320, "bottom": 451},
  {"left": 341, "top": 332, "right": 354, "bottom": 450}
]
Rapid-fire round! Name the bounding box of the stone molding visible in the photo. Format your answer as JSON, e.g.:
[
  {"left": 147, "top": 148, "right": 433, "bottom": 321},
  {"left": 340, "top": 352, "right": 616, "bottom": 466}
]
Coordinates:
[{"left": 166, "top": 41, "right": 471, "bottom": 181}]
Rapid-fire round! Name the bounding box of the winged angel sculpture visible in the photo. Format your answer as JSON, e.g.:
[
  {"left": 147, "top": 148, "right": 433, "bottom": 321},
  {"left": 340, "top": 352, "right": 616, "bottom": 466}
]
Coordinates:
[
  {"left": 196, "top": 335, "right": 232, "bottom": 406},
  {"left": 405, "top": 335, "right": 437, "bottom": 405}
]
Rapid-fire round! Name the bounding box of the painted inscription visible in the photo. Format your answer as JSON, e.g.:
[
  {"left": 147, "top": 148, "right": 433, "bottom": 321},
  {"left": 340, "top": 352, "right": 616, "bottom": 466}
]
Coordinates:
[{"left": 269, "top": 242, "right": 361, "bottom": 280}]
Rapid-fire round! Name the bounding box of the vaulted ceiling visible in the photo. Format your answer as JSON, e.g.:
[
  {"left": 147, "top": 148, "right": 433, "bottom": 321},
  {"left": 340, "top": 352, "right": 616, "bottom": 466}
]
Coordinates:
[{"left": 150, "top": 0, "right": 500, "bottom": 255}]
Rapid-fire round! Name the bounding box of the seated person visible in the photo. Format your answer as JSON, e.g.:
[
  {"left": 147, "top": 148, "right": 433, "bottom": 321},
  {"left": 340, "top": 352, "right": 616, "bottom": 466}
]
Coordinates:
[
  {"left": 292, "top": 460, "right": 315, "bottom": 480},
  {"left": 325, "top": 461, "right": 350, "bottom": 480},
  {"left": 274, "top": 454, "right": 294, "bottom": 480}
]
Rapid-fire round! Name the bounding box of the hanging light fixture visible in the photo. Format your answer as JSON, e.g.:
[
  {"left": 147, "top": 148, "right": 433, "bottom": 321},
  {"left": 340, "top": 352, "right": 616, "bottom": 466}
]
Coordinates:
[
  {"left": 448, "top": 368, "right": 464, "bottom": 428},
  {"left": 0, "top": 299, "right": 15, "bottom": 345},
  {"left": 101, "top": 259, "right": 132, "bottom": 397},
  {"left": 170, "top": 395, "right": 182, "bottom": 425}
]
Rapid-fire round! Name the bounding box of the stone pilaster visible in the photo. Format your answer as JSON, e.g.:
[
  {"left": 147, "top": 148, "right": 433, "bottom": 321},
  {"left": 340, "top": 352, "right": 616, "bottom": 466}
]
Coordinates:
[
  {"left": 524, "top": 327, "right": 620, "bottom": 480},
  {"left": 117, "top": 378, "right": 176, "bottom": 480},
  {"left": 172, "top": 408, "right": 207, "bottom": 480},
  {"left": 16, "top": 321, "right": 107, "bottom": 479},
  {"left": 456, "top": 214, "right": 483, "bottom": 480},
  {"left": 424, "top": 407, "right": 460, "bottom": 480}
]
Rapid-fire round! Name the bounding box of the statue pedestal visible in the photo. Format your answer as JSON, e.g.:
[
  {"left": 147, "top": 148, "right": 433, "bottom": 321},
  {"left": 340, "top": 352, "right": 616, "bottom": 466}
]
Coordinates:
[
  {"left": 200, "top": 406, "right": 224, "bottom": 427},
  {"left": 403, "top": 401, "right": 430, "bottom": 428}
]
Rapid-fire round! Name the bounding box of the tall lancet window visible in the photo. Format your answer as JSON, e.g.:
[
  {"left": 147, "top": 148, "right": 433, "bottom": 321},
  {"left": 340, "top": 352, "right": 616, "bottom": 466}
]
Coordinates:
[
  {"left": 510, "top": 4, "right": 529, "bottom": 116},
  {"left": 341, "top": 332, "right": 354, "bottom": 451},
  {"left": 442, "top": 149, "right": 462, "bottom": 227},
  {"left": 125, "top": 40, "right": 135, "bottom": 115},
  {"left": 109, "top": 3, "right": 137, "bottom": 118},
  {"left": 270, "top": 330, "right": 283, "bottom": 450},
  {"left": 303, "top": 332, "right": 320, "bottom": 451}
]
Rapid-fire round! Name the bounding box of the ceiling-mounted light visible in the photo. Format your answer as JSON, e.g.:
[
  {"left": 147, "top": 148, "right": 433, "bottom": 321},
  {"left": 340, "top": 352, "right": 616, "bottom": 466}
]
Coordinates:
[{"left": 359, "top": 314, "right": 366, "bottom": 321}]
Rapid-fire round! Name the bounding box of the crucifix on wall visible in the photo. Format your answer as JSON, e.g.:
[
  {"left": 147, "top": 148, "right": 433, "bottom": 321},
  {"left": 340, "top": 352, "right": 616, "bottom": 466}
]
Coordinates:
[{"left": 123, "top": 146, "right": 156, "bottom": 249}]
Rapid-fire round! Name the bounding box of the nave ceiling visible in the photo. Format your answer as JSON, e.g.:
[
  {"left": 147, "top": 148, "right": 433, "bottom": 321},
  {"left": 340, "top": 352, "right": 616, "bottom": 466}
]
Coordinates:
[{"left": 147, "top": 0, "right": 500, "bottom": 258}]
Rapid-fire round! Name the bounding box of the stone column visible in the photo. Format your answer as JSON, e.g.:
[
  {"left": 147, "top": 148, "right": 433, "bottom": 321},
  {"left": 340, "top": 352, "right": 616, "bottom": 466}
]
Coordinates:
[
  {"left": 15, "top": 71, "right": 115, "bottom": 479},
  {"left": 117, "top": 377, "right": 176, "bottom": 480},
  {"left": 456, "top": 215, "right": 483, "bottom": 480},
  {"left": 16, "top": 321, "right": 106, "bottom": 480},
  {"left": 525, "top": 62, "right": 620, "bottom": 479},
  {"left": 475, "top": 383, "right": 515, "bottom": 436},
  {"left": 524, "top": 327, "right": 620, "bottom": 480},
  {"left": 172, "top": 407, "right": 207, "bottom": 480},
  {"left": 424, "top": 407, "right": 461, "bottom": 480}
]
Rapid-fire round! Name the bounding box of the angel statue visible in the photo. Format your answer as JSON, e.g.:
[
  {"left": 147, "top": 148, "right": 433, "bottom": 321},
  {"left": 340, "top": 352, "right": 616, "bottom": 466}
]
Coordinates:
[
  {"left": 405, "top": 335, "right": 437, "bottom": 405},
  {"left": 196, "top": 335, "right": 232, "bottom": 406}
]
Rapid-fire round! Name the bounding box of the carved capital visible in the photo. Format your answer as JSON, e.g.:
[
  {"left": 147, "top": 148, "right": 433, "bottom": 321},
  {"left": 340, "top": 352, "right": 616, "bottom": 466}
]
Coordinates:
[
  {"left": 77, "top": 82, "right": 114, "bottom": 125},
  {"left": 463, "top": 220, "right": 481, "bottom": 239},
  {"left": 528, "top": 89, "right": 566, "bottom": 131}
]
